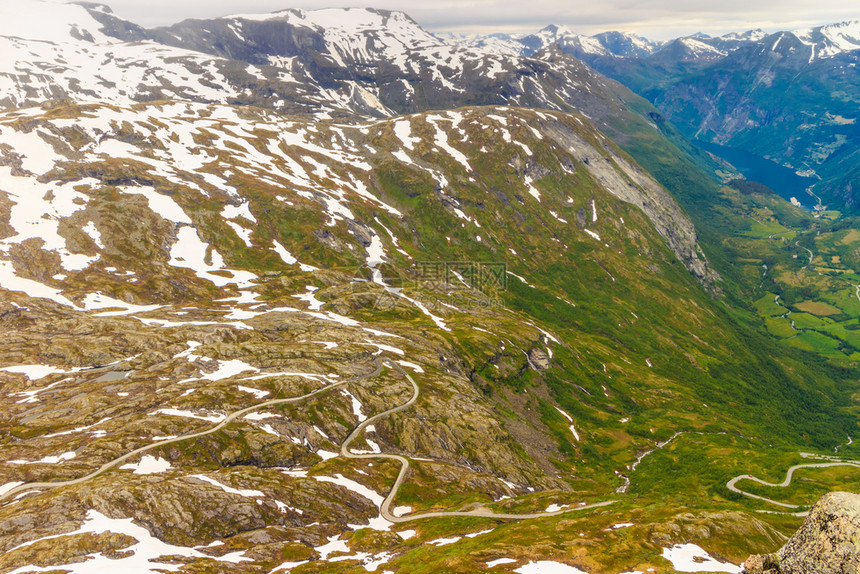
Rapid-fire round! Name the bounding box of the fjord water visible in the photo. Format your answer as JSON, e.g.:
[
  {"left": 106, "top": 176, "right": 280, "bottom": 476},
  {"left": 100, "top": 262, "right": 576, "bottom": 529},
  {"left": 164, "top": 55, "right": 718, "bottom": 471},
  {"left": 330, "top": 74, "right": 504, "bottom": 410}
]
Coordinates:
[{"left": 696, "top": 140, "right": 819, "bottom": 209}]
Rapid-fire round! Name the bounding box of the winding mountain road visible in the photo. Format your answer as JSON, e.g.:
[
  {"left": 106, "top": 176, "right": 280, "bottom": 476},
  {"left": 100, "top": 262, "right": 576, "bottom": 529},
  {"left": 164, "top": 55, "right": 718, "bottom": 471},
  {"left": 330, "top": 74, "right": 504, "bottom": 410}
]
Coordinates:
[
  {"left": 1, "top": 359, "right": 616, "bottom": 523},
  {"left": 0, "top": 361, "right": 384, "bottom": 502},
  {"left": 343, "top": 362, "right": 617, "bottom": 522},
  {"left": 796, "top": 240, "right": 814, "bottom": 266},
  {"left": 726, "top": 461, "right": 860, "bottom": 509}
]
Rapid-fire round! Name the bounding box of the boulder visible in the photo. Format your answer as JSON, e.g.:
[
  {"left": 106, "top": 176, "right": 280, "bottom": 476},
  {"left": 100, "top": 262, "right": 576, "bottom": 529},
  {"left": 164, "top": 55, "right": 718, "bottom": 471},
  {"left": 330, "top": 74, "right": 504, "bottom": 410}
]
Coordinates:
[
  {"left": 743, "top": 491, "right": 860, "bottom": 573},
  {"left": 527, "top": 347, "right": 550, "bottom": 370}
]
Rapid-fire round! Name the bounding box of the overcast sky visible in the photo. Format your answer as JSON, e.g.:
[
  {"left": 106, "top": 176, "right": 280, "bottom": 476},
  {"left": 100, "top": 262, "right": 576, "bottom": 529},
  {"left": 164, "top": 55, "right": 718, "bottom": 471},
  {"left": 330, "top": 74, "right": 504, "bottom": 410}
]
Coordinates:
[{"left": 104, "top": 0, "right": 860, "bottom": 41}]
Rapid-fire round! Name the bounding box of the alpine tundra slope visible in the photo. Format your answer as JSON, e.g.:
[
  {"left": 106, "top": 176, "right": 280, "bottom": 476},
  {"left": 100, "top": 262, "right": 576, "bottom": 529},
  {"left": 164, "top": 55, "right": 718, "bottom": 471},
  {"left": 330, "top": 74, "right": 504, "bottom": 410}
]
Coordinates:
[{"left": 0, "top": 2, "right": 859, "bottom": 573}]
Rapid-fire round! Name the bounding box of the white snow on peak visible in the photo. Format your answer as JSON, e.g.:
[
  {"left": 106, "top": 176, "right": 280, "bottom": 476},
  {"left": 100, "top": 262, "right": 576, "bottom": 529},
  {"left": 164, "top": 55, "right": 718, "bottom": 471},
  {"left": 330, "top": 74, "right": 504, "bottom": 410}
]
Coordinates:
[
  {"left": 622, "top": 32, "right": 659, "bottom": 52},
  {"left": 254, "top": 8, "right": 442, "bottom": 71},
  {"left": 677, "top": 37, "right": 727, "bottom": 57},
  {"left": 791, "top": 20, "right": 860, "bottom": 59},
  {"left": 298, "top": 8, "right": 418, "bottom": 33},
  {"left": 455, "top": 34, "right": 525, "bottom": 57},
  {"left": 719, "top": 29, "right": 767, "bottom": 42},
  {"left": 514, "top": 25, "right": 614, "bottom": 57},
  {"left": 0, "top": 5, "right": 245, "bottom": 110},
  {"left": 0, "top": 0, "right": 114, "bottom": 44},
  {"left": 564, "top": 35, "right": 612, "bottom": 56},
  {"left": 452, "top": 26, "right": 659, "bottom": 59}
]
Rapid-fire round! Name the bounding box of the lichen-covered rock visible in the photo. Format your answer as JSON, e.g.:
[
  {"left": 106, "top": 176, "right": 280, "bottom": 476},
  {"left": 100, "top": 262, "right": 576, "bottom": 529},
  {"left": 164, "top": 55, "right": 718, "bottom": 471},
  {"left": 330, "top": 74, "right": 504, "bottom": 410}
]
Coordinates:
[
  {"left": 743, "top": 492, "right": 860, "bottom": 574},
  {"left": 528, "top": 347, "right": 551, "bottom": 370}
]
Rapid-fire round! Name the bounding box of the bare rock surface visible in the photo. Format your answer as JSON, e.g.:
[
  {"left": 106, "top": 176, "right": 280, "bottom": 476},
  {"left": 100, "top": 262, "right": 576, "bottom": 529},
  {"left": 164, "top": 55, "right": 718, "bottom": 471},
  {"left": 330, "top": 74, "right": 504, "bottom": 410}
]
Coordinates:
[{"left": 743, "top": 492, "right": 860, "bottom": 574}]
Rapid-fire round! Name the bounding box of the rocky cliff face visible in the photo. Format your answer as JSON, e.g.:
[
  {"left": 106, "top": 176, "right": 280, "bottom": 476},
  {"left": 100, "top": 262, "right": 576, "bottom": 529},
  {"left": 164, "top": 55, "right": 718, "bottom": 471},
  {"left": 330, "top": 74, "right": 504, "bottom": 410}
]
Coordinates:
[
  {"left": 744, "top": 492, "right": 860, "bottom": 574},
  {"left": 542, "top": 118, "right": 718, "bottom": 287}
]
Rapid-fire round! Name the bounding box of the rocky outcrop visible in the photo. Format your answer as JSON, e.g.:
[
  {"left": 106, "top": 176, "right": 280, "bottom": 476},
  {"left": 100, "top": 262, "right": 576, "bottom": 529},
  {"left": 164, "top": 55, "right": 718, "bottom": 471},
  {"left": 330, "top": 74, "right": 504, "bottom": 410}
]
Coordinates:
[
  {"left": 543, "top": 116, "right": 721, "bottom": 291},
  {"left": 743, "top": 492, "right": 860, "bottom": 574}
]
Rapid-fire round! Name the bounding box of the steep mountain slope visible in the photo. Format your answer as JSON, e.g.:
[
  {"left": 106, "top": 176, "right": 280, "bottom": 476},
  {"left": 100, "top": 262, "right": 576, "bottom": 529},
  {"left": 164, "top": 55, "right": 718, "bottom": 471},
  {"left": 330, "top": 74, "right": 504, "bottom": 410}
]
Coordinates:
[
  {"left": 0, "top": 99, "right": 856, "bottom": 573},
  {"left": 141, "top": 7, "right": 669, "bottom": 129},
  {"left": 115, "top": 4, "right": 746, "bottom": 282},
  {"left": 1, "top": 3, "right": 860, "bottom": 573},
  {"left": 1, "top": 2, "right": 689, "bottom": 153},
  {"left": 1, "top": 1, "right": 740, "bottom": 261}
]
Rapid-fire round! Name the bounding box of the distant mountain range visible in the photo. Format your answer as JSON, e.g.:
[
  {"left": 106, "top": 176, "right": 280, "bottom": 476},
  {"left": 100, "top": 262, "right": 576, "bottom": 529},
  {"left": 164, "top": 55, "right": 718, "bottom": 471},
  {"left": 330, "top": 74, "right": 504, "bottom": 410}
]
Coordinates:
[
  {"left": 448, "top": 20, "right": 860, "bottom": 62},
  {"left": 466, "top": 21, "right": 859, "bottom": 211},
  {"left": 0, "top": 3, "right": 666, "bottom": 124},
  {"left": 3, "top": 2, "right": 855, "bottom": 209}
]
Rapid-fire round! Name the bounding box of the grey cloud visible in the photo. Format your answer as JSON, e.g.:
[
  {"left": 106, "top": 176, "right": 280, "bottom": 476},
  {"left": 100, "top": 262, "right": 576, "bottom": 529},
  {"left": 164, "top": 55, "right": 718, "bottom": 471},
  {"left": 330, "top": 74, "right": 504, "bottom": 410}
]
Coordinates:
[{"left": 104, "top": 0, "right": 860, "bottom": 40}]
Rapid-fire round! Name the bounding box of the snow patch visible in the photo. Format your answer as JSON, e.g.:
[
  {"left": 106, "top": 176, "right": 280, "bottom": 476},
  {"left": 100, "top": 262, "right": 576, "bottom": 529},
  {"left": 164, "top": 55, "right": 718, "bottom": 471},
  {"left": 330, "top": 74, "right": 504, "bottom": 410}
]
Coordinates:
[
  {"left": 661, "top": 544, "right": 740, "bottom": 573},
  {"left": 149, "top": 408, "right": 226, "bottom": 423},
  {"left": 488, "top": 558, "right": 518, "bottom": 567},
  {"left": 395, "top": 360, "right": 424, "bottom": 373},
  {"left": 4, "top": 509, "right": 251, "bottom": 572},
  {"left": 120, "top": 456, "right": 172, "bottom": 475},
  {"left": 429, "top": 536, "right": 462, "bottom": 546},
  {"left": 8, "top": 451, "right": 76, "bottom": 465},
  {"left": 515, "top": 561, "right": 589, "bottom": 574},
  {"left": 237, "top": 385, "right": 269, "bottom": 399},
  {"left": 168, "top": 226, "right": 256, "bottom": 288},
  {"left": 192, "top": 474, "right": 265, "bottom": 498}
]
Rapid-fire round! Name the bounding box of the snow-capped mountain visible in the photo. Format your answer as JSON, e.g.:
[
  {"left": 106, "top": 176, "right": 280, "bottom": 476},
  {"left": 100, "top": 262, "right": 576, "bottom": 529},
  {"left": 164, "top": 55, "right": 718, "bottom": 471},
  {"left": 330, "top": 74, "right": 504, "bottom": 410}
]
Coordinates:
[
  {"left": 439, "top": 31, "right": 529, "bottom": 57},
  {"left": 534, "top": 25, "right": 614, "bottom": 57},
  {"left": 717, "top": 29, "right": 768, "bottom": 43},
  {"left": 449, "top": 26, "right": 659, "bottom": 59},
  {"left": 0, "top": 1, "right": 646, "bottom": 124},
  {"left": 648, "top": 36, "right": 728, "bottom": 62},
  {"left": 784, "top": 20, "right": 860, "bottom": 60},
  {"left": 648, "top": 30, "right": 765, "bottom": 61},
  {"left": 655, "top": 20, "right": 860, "bottom": 62},
  {"left": 567, "top": 19, "right": 860, "bottom": 211},
  {"left": 0, "top": 0, "right": 261, "bottom": 109},
  {"left": 451, "top": 20, "right": 860, "bottom": 66},
  {"left": 592, "top": 31, "right": 659, "bottom": 58}
]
